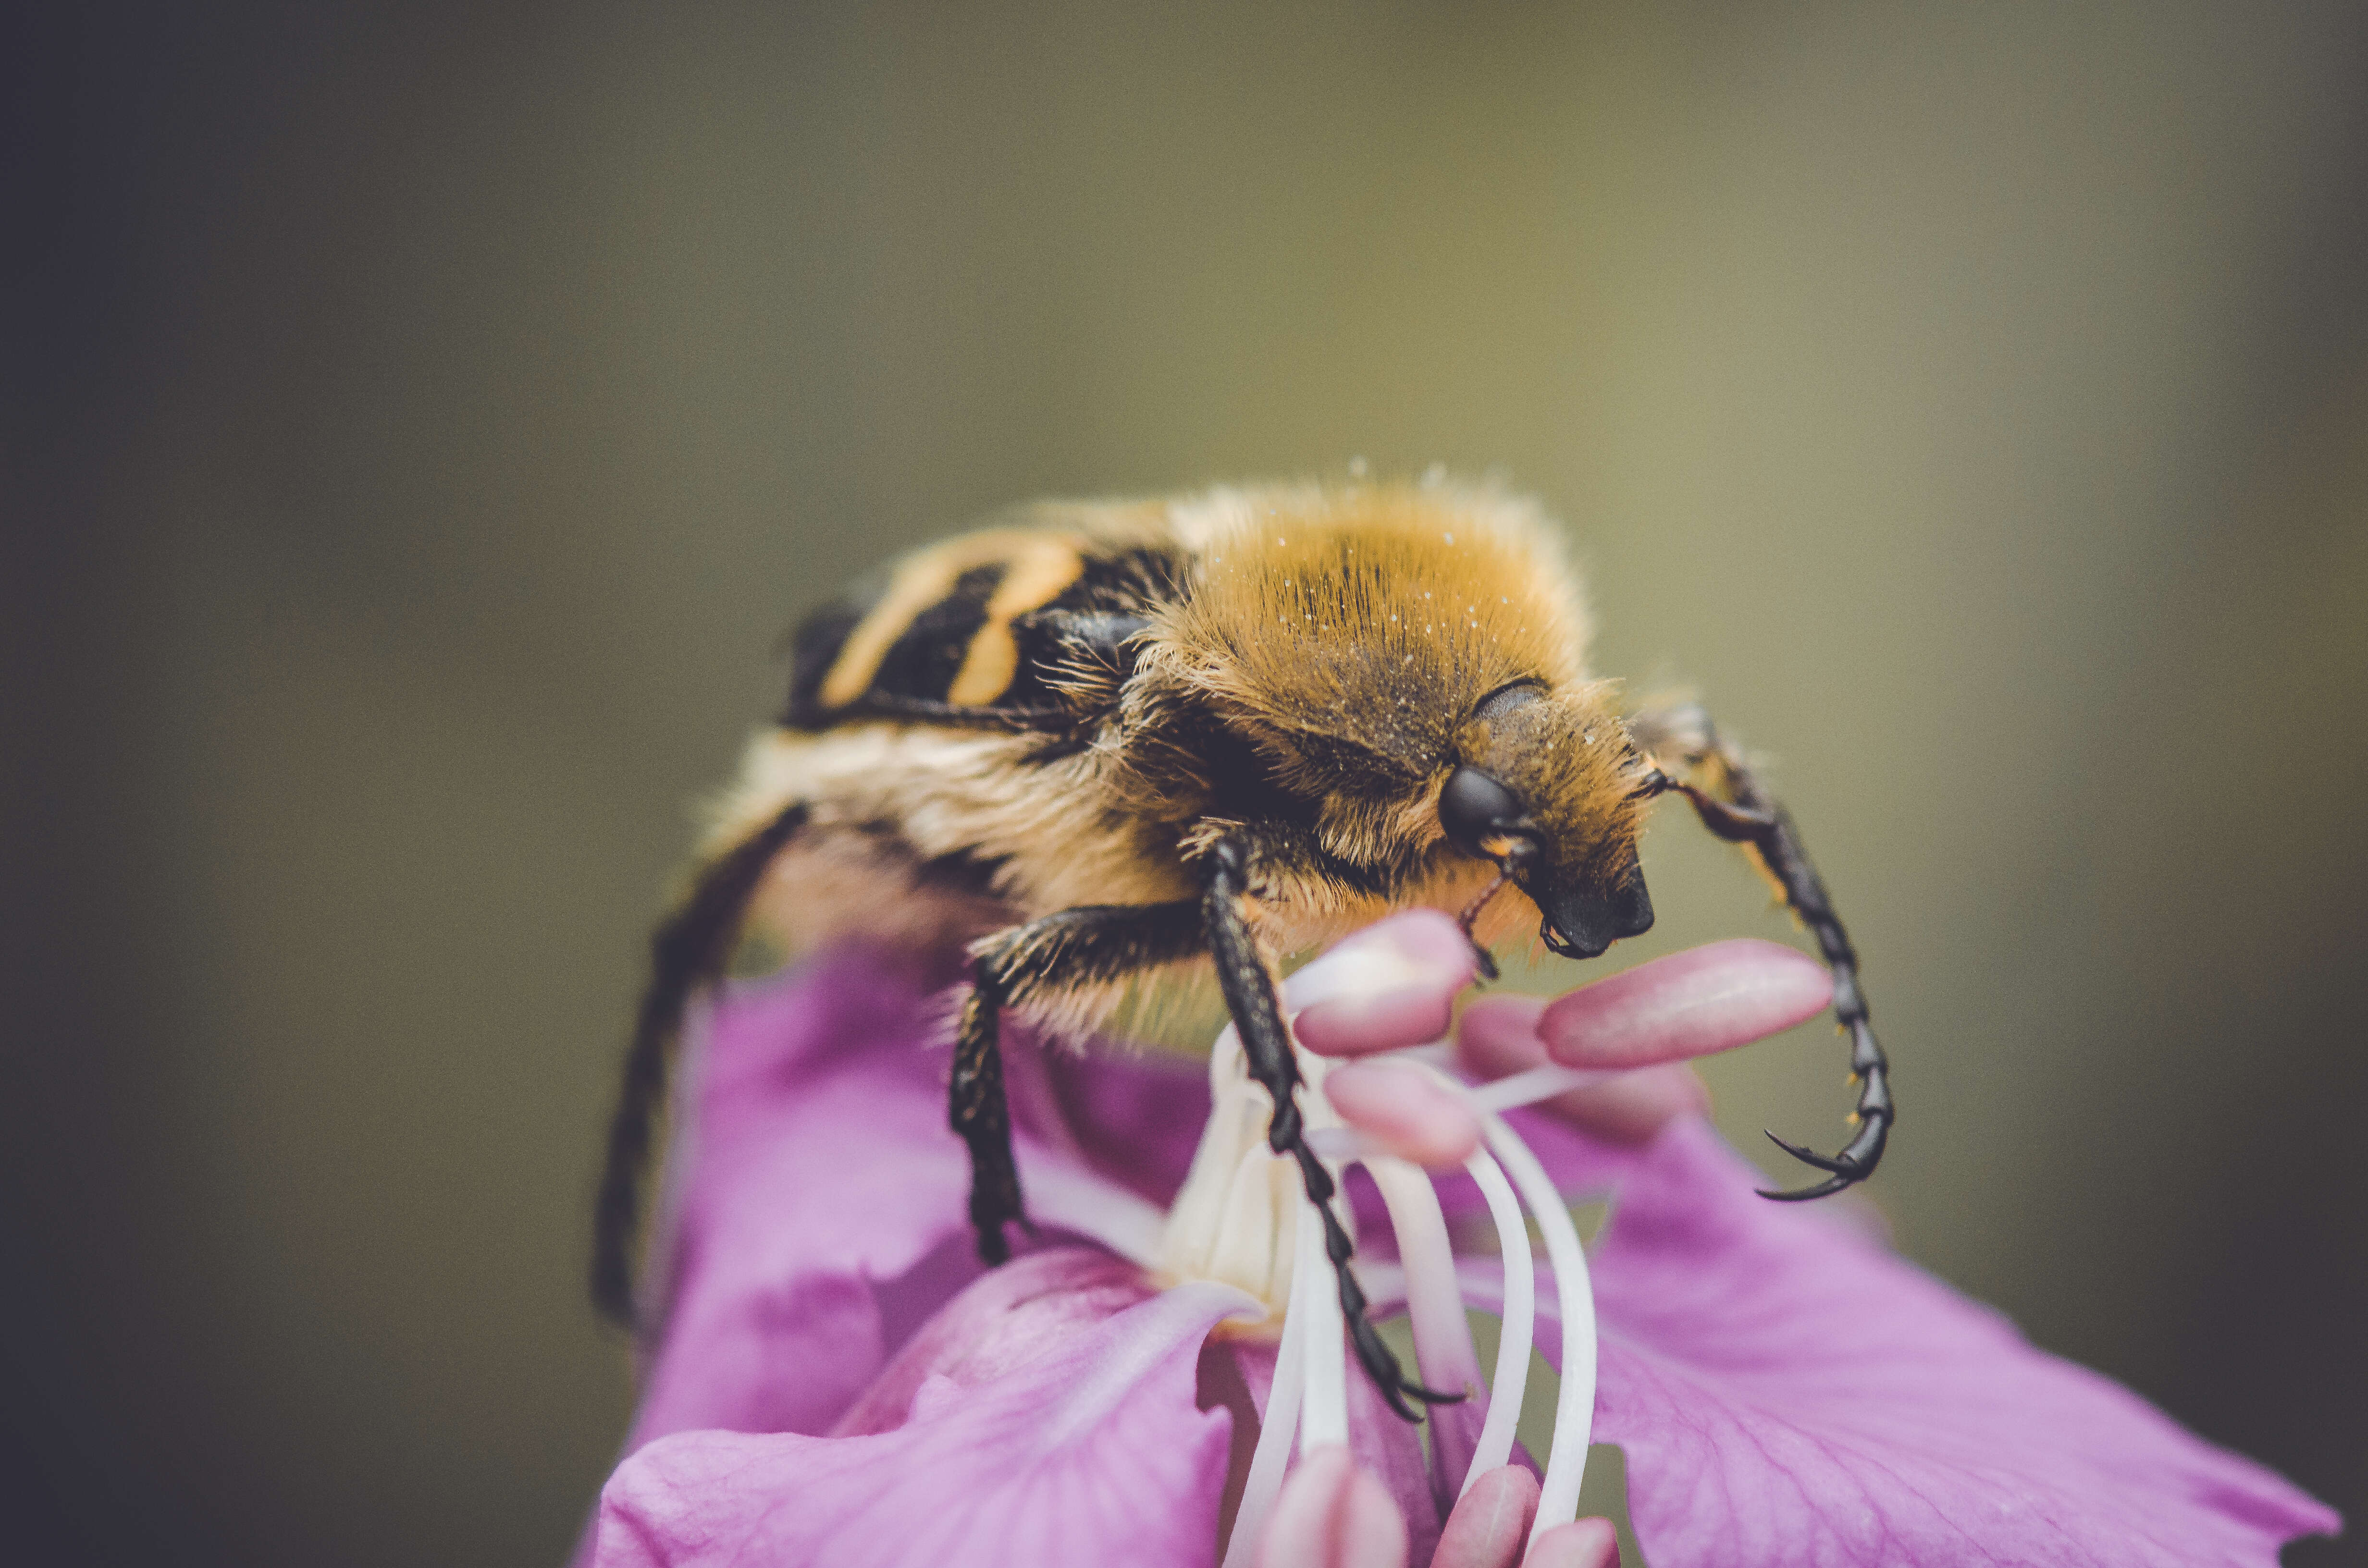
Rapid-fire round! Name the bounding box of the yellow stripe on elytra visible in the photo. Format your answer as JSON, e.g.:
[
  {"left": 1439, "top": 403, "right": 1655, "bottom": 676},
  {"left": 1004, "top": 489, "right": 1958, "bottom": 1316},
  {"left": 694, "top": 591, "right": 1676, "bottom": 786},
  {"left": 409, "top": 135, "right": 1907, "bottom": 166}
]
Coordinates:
[
  {"left": 818, "top": 554, "right": 961, "bottom": 710},
  {"left": 946, "top": 539, "right": 1087, "bottom": 706},
  {"left": 818, "top": 530, "right": 1088, "bottom": 711}
]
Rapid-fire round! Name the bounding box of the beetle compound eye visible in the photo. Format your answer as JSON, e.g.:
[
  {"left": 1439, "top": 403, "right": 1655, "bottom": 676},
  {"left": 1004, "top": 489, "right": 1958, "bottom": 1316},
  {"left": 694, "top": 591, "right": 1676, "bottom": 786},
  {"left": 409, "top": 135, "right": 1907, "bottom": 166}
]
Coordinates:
[
  {"left": 1439, "top": 765, "right": 1524, "bottom": 857},
  {"left": 1471, "top": 679, "right": 1544, "bottom": 724}
]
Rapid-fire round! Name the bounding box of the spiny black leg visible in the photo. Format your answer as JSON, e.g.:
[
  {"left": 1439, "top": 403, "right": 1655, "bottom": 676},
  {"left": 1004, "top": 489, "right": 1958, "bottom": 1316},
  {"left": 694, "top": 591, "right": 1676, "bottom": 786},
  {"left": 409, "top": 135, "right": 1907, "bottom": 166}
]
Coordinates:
[
  {"left": 1202, "top": 836, "right": 1462, "bottom": 1423},
  {"left": 951, "top": 971, "right": 1025, "bottom": 1264},
  {"left": 1634, "top": 708, "right": 1893, "bottom": 1201},
  {"left": 953, "top": 900, "right": 1208, "bottom": 1267},
  {"left": 592, "top": 801, "right": 808, "bottom": 1329}
]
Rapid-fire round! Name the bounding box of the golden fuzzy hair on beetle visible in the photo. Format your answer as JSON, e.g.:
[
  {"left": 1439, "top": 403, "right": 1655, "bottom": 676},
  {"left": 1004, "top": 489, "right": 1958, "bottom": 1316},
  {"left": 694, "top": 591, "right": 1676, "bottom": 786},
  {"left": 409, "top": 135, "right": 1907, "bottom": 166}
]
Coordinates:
[
  {"left": 1140, "top": 483, "right": 1638, "bottom": 880},
  {"left": 592, "top": 475, "right": 1894, "bottom": 1423}
]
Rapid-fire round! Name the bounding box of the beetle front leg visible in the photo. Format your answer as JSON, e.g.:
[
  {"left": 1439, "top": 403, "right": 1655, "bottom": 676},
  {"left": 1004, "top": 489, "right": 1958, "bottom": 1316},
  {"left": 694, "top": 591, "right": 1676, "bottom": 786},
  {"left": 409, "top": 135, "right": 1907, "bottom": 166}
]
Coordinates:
[
  {"left": 1200, "top": 834, "right": 1462, "bottom": 1422},
  {"left": 1630, "top": 701, "right": 1894, "bottom": 1200}
]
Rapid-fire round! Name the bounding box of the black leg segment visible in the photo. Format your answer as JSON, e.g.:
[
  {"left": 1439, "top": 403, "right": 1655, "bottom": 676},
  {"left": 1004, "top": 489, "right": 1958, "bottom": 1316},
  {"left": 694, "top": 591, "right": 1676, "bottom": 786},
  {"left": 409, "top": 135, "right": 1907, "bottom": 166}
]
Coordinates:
[
  {"left": 1203, "top": 836, "right": 1462, "bottom": 1423},
  {"left": 950, "top": 977, "right": 1025, "bottom": 1265},
  {"left": 1632, "top": 703, "right": 1893, "bottom": 1201},
  {"left": 592, "top": 801, "right": 808, "bottom": 1329},
  {"left": 954, "top": 900, "right": 1208, "bottom": 1264}
]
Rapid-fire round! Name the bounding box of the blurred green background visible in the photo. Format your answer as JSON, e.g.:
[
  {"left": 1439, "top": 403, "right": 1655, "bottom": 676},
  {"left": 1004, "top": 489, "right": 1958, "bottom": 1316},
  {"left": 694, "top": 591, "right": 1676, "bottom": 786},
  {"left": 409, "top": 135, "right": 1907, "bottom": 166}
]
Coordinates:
[{"left": 6, "top": 2, "right": 2365, "bottom": 1564}]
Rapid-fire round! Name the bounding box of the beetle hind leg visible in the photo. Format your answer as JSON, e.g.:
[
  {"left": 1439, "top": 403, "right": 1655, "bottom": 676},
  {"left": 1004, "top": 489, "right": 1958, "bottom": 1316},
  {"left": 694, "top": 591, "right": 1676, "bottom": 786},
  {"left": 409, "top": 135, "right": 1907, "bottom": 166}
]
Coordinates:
[{"left": 593, "top": 801, "right": 810, "bottom": 1329}]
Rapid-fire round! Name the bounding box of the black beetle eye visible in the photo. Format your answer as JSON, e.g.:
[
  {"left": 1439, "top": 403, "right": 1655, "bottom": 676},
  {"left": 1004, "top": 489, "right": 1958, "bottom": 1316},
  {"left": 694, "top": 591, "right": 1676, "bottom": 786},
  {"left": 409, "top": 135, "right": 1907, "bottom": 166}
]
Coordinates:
[{"left": 1439, "top": 766, "right": 1523, "bottom": 856}]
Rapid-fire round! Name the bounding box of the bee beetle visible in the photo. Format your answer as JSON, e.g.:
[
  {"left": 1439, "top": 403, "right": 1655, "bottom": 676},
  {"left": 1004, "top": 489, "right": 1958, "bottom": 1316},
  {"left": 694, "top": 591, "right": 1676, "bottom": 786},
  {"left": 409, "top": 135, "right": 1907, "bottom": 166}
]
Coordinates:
[{"left": 592, "top": 478, "right": 1892, "bottom": 1417}]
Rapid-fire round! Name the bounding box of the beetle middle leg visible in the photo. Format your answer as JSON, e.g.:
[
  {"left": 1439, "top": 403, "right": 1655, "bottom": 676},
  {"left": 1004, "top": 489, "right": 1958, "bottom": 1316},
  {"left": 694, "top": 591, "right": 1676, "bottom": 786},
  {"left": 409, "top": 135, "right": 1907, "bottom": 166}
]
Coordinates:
[{"left": 954, "top": 900, "right": 1207, "bottom": 1262}]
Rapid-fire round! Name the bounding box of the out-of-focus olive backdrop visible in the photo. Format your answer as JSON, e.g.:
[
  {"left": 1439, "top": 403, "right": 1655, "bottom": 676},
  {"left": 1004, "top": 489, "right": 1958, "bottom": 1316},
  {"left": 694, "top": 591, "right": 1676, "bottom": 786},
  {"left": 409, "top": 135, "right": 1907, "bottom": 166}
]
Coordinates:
[{"left": 6, "top": 2, "right": 2365, "bottom": 1564}]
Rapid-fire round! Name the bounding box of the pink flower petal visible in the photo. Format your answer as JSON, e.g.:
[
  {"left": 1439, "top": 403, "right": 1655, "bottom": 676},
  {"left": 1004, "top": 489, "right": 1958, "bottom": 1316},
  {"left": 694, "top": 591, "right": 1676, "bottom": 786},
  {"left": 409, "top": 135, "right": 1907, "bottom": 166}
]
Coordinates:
[
  {"left": 626, "top": 952, "right": 989, "bottom": 1446},
  {"left": 624, "top": 946, "right": 1211, "bottom": 1452},
  {"left": 593, "top": 928, "right": 2336, "bottom": 1568},
  {"left": 1533, "top": 939, "right": 1830, "bottom": 1069},
  {"left": 1431, "top": 1465, "right": 1541, "bottom": 1568},
  {"left": 594, "top": 1279, "right": 1255, "bottom": 1568},
  {"left": 1461, "top": 1118, "right": 2340, "bottom": 1568},
  {"left": 1256, "top": 1447, "right": 1410, "bottom": 1568},
  {"left": 830, "top": 1248, "right": 1154, "bottom": 1435},
  {"left": 1325, "top": 1060, "right": 1483, "bottom": 1167}
]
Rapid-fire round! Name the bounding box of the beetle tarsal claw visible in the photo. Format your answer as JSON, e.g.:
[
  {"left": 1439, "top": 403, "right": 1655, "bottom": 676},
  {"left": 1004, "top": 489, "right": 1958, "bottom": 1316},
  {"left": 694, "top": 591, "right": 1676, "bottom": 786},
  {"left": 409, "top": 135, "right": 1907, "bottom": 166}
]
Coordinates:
[
  {"left": 1764, "top": 1130, "right": 1860, "bottom": 1175},
  {"left": 1757, "top": 1172, "right": 1856, "bottom": 1203},
  {"left": 1345, "top": 1282, "right": 1468, "bottom": 1421},
  {"left": 1757, "top": 1108, "right": 1893, "bottom": 1200}
]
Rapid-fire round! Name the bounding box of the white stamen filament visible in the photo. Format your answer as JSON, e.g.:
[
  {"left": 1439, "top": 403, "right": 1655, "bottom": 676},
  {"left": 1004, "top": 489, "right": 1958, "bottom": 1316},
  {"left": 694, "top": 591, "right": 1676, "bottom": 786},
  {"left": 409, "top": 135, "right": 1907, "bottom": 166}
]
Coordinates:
[
  {"left": 1467, "top": 1061, "right": 1616, "bottom": 1115},
  {"left": 1295, "top": 1185, "right": 1350, "bottom": 1450},
  {"left": 1172, "top": 1006, "right": 1610, "bottom": 1565},
  {"left": 1459, "top": 1147, "right": 1535, "bottom": 1492},
  {"left": 1219, "top": 1211, "right": 1315, "bottom": 1568},
  {"left": 1363, "top": 1155, "right": 1483, "bottom": 1498},
  {"left": 1479, "top": 1102, "right": 1599, "bottom": 1544}
]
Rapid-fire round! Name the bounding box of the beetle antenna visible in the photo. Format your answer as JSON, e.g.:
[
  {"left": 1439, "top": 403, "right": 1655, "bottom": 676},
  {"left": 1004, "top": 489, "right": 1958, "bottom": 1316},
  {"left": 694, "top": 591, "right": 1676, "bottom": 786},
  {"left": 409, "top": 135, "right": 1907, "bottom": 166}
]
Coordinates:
[{"left": 1455, "top": 870, "right": 1509, "bottom": 982}]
